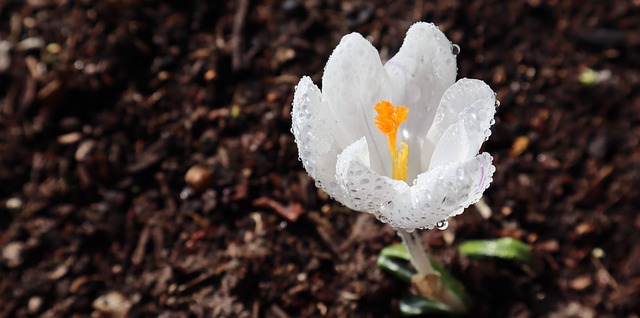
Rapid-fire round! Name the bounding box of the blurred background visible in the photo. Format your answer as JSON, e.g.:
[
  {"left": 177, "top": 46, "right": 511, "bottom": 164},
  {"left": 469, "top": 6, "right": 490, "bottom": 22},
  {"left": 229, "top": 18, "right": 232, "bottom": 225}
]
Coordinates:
[{"left": 1, "top": 1, "right": 639, "bottom": 317}]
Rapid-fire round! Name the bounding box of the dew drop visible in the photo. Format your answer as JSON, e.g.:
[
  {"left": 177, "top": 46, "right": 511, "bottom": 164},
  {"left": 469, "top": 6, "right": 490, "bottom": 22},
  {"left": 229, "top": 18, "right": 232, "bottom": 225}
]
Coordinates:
[
  {"left": 451, "top": 44, "right": 460, "bottom": 55},
  {"left": 436, "top": 219, "right": 449, "bottom": 230},
  {"left": 180, "top": 188, "right": 192, "bottom": 200},
  {"left": 495, "top": 100, "right": 501, "bottom": 107}
]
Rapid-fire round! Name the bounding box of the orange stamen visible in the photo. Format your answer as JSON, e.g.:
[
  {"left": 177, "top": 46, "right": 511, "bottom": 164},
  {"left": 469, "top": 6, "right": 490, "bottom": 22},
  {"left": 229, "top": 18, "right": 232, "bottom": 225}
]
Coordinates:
[{"left": 374, "top": 101, "right": 410, "bottom": 181}]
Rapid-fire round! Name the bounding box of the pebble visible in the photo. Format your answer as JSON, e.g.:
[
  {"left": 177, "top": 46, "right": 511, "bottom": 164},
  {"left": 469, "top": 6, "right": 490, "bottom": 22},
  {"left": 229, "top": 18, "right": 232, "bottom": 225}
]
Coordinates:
[
  {"left": 6, "top": 197, "right": 23, "bottom": 209},
  {"left": 184, "top": 165, "right": 213, "bottom": 192},
  {"left": 93, "top": 291, "right": 131, "bottom": 318},
  {"left": 28, "top": 296, "right": 43, "bottom": 314},
  {"left": 2, "top": 241, "right": 25, "bottom": 268}
]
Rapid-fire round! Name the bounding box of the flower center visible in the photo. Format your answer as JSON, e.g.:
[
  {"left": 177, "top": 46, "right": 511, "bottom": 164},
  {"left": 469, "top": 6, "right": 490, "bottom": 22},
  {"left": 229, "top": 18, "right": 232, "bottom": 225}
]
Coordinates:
[{"left": 374, "top": 100, "right": 409, "bottom": 181}]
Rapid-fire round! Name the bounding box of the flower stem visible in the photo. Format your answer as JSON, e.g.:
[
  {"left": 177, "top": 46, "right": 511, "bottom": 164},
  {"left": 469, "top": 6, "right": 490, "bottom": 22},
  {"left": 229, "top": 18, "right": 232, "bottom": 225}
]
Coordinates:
[{"left": 397, "top": 229, "right": 435, "bottom": 276}]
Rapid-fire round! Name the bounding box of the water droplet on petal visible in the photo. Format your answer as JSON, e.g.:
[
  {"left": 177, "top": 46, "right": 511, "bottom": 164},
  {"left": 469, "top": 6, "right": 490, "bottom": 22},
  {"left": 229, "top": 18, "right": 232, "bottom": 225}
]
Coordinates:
[
  {"left": 385, "top": 201, "right": 394, "bottom": 210},
  {"left": 451, "top": 44, "right": 460, "bottom": 55},
  {"left": 436, "top": 219, "right": 449, "bottom": 230}
]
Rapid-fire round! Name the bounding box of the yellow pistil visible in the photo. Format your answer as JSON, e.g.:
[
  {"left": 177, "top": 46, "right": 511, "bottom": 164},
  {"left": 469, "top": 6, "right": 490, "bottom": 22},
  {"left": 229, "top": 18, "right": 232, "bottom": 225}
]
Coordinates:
[{"left": 374, "top": 101, "right": 409, "bottom": 181}]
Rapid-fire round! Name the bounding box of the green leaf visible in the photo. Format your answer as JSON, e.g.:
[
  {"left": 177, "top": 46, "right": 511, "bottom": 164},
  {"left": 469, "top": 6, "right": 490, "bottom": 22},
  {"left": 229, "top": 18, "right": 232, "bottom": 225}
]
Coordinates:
[
  {"left": 399, "top": 295, "right": 455, "bottom": 316},
  {"left": 376, "top": 253, "right": 414, "bottom": 284},
  {"left": 458, "top": 237, "right": 533, "bottom": 266},
  {"left": 380, "top": 243, "right": 412, "bottom": 261},
  {"left": 377, "top": 244, "right": 472, "bottom": 315}
]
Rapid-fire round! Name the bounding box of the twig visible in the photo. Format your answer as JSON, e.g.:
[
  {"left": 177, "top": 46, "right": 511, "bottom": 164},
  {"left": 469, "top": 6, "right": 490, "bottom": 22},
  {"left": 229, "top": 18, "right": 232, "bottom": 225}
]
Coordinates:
[
  {"left": 474, "top": 197, "right": 492, "bottom": 219},
  {"left": 232, "top": 0, "right": 249, "bottom": 71}
]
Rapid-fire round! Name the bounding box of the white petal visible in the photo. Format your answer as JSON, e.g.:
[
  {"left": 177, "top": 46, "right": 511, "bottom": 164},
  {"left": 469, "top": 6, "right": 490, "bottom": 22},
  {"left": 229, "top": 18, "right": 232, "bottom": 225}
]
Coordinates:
[
  {"left": 379, "top": 153, "right": 495, "bottom": 231},
  {"left": 429, "top": 121, "right": 471, "bottom": 166},
  {"left": 423, "top": 78, "right": 495, "bottom": 171},
  {"left": 429, "top": 96, "right": 496, "bottom": 167},
  {"left": 335, "top": 137, "right": 410, "bottom": 217},
  {"left": 383, "top": 22, "right": 458, "bottom": 181},
  {"left": 292, "top": 76, "right": 349, "bottom": 202},
  {"left": 322, "top": 33, "right": 393, "bottom": 175}
]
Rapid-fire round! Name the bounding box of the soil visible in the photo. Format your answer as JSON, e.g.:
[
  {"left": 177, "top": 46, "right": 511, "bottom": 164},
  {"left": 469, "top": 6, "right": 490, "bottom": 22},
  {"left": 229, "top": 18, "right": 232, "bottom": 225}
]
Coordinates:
[{"left": 1, "top": 1, "right": 639, "bottom": 317}]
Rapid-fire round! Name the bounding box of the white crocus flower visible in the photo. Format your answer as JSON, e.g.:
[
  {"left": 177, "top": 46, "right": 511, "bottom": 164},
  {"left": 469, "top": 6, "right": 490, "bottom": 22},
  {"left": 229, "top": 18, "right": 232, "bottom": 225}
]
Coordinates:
[{"left": 292, "top": 22, "right": 497, "bottom": 232}]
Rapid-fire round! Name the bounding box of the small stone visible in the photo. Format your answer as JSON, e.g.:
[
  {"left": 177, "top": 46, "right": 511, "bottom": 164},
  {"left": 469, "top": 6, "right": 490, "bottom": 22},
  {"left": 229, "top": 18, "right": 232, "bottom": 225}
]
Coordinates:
[
  {"left": 184, "top": 165, "right": 213, "bottom": 192},
  {"left": 6, "top": 197, "right": 23, "bottom": 209},
  {"left": 2, "top": 241, "right": 25, "bottom": 268},
  {"left": 28, "top": 296, "right": 43, "bottom": 314},
  {"left": 204, "top": 69, "right": 217, "bottom": 81},
  {"left": 93, "top": 291, "right": 131, "bottom": 318}
]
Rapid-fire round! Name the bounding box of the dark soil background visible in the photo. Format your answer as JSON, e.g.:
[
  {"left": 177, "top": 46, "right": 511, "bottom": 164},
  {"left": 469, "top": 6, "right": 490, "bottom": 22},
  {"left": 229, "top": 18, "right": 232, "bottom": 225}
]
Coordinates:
[{"left": 1, "top": 1, "right": 639, "bottom": 317}]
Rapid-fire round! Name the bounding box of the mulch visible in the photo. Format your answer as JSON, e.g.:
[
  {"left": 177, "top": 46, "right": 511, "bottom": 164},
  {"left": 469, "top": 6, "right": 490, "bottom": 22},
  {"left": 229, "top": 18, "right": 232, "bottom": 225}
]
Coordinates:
[{"left": 1, "top": 1, "right": 639, "bottom": 317}]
